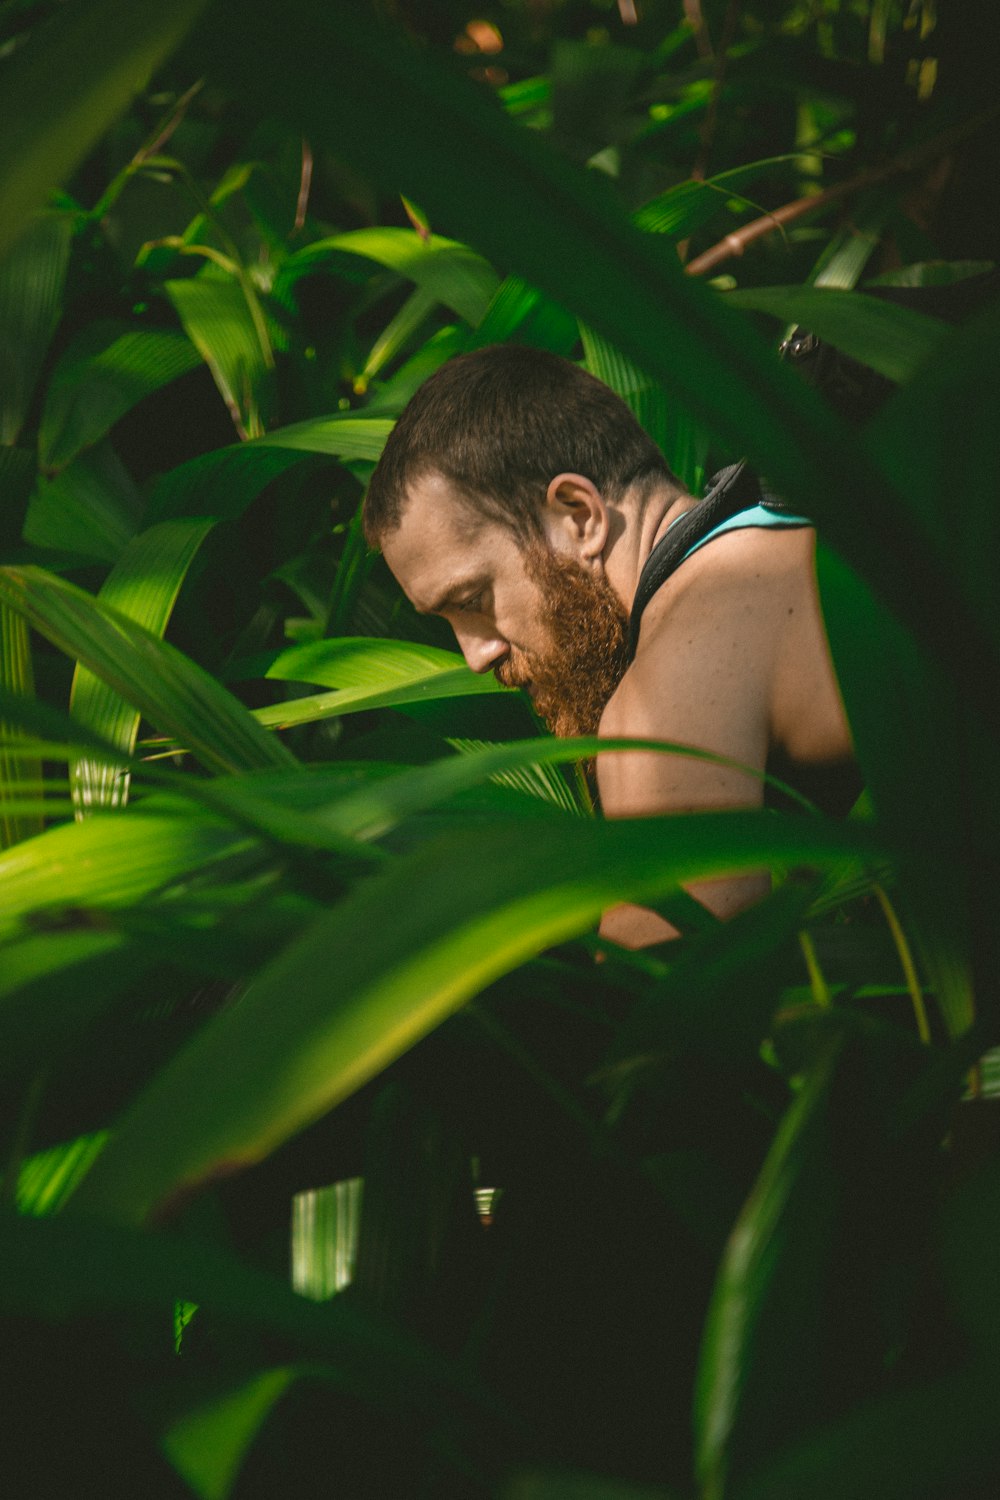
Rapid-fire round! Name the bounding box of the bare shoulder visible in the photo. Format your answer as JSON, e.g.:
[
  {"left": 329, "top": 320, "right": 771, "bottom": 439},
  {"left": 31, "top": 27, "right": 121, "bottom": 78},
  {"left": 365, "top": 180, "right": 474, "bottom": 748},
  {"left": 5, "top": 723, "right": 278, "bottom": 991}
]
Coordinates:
[{"left": 603, "top": 525, "right": 815, "bottom": 738}]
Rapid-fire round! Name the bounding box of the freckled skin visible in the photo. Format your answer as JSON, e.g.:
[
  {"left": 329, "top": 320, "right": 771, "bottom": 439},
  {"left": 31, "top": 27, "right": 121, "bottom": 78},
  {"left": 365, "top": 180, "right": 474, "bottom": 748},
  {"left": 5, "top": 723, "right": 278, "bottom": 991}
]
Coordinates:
[{"left": 382, "top": 471, "right": 856, "bottom": 950}]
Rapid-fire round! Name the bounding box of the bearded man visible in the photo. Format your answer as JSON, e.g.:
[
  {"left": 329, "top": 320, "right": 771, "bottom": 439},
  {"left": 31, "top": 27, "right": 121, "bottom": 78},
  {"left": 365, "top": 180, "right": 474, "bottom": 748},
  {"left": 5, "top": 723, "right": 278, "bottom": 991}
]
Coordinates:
[{"left": 363, "top": 344, "right": 858, "bottom": 947}]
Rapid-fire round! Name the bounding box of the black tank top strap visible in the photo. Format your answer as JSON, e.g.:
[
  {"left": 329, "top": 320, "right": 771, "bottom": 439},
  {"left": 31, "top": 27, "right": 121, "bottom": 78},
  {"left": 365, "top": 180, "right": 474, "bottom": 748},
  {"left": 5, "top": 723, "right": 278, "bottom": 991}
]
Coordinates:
[{"left": 625, "top": 461, "right": 763, "bottom": 662}]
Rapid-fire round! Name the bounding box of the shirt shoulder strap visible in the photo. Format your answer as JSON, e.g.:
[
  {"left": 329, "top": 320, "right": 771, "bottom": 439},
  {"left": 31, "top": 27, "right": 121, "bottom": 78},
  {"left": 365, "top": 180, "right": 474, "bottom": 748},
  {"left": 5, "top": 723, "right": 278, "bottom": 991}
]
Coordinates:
[{"left": 626, "top": 461, "right": 764, "bottom": 662}]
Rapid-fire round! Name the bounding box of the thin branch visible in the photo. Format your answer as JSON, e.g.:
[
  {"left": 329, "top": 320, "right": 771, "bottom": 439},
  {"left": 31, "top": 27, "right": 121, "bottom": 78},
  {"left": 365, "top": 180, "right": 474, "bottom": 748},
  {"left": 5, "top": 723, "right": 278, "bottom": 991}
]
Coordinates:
[
  {"left": 683, "top": 0, "right": 713, "bottom": 60},
  {"left": 684, "top": 103, "right": 1000, "bottom": 278},
  {"left": 135, "top": 79, "right": 204, "bottom": 168},
  {"left": 684, "top": 167, "right": 886, "bottom": 277},
  {"left": 293, "top": 137, "right": 314, "bottom": 233}
]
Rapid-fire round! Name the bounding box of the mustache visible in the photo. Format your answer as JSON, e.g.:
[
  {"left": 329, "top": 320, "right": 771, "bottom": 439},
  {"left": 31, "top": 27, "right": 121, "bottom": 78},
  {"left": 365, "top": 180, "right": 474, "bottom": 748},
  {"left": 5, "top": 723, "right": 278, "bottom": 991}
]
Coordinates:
[{"left": 493, "top": 654, "right": 532, "bottom": 690}]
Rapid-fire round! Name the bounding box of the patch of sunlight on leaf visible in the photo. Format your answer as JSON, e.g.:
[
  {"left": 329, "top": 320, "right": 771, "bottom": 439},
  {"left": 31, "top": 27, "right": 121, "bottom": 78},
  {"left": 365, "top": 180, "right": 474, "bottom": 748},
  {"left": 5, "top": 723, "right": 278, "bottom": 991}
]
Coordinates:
[
  {"left": 17, "top": 1131, "right": 110, "bottom": 1216},
  {"left": 290, "top": 1178, "right": 363, "bottom": 1299}
]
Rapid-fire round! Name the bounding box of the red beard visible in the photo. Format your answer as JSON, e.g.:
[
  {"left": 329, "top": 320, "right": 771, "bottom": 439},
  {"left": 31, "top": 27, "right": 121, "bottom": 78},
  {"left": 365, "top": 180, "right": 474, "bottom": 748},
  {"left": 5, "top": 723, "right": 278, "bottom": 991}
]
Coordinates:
[{"left": 493, "top": 544, "right": 630, "bottom": 738}]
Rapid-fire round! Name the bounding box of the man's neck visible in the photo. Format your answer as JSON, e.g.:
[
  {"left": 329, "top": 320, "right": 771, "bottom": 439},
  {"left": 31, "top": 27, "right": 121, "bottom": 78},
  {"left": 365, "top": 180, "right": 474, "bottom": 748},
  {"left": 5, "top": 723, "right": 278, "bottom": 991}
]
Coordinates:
[{"left": 604, "top": 481, "right": 696, "bottom": 613}]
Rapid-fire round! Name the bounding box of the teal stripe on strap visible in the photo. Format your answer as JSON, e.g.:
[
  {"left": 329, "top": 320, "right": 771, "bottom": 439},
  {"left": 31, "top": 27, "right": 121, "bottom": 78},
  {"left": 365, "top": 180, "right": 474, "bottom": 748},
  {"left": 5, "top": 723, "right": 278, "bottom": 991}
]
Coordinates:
[{"left": 681, "top": 503, "right": 810, "bottom": 562}]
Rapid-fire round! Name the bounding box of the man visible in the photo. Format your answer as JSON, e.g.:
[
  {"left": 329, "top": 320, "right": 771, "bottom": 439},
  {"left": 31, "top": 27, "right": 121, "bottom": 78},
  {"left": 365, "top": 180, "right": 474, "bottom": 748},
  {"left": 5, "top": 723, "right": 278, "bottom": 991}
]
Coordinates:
[{"left": 363, "top": 344, "right": 857, "bottom": 947}]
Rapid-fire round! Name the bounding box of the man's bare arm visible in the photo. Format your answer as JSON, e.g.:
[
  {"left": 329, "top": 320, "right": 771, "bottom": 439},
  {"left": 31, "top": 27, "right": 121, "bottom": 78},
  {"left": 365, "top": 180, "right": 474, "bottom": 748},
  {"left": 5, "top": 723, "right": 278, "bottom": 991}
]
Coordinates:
[{"left": 596, "top": 532, "right": 783, "bottom": 948}]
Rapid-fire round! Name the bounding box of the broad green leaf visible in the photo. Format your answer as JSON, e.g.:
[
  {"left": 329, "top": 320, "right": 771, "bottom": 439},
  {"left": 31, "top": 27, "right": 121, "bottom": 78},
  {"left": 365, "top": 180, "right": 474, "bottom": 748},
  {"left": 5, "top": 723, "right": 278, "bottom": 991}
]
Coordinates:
[
  {"left": 724, "top": 285, "right": 947, "bottom": 383},
  {"left": 23, "top": 442, "right": 143, "bottom": 563},
  {"left": 250, "top": 414, "right": 395, "bottom": 460},
  {"left": 0, "top": 565, "right": 295, "bottom": 774},
  {"left": 0, "top": 602, "right": 41, "bottom": 847},
  {"left": 470, "top": 274, "right": 578, "bottom": 355},
  {"left": 253, "top": 636, "right": 509, "bottom": 728},
  {"left": 39, "top": 322, "right": 202, "bottom": 473},
  {"left": 70, "top": 518, "right": 216, "bottom": 811},
  {"left": 197, "top": 0, "right": 1000, "bottom": 728},
  {"left": 253, "top": 671, "right": 506, "bottom": 730},
  {"left": 0, "top": 808, "right": 263, "bottom": 943},
  {"left": 162, "top": 1367, "right": 296, "bottom": 1500},
  {"left": 284, "top": 227, "right": 500, "bottom": 327},
  {"left": 73, "top": 810, "right": 874, "bottom": 1225},
  {"left": 158, "top": 736, "right": 801, "bottom": 855},
  {"left": 148, "top": 444, "right": 319, "bottom": 524},
  {"left": 0, "top": 210, "right": 75, "bottom": 444},
  {"left": 579, "top": 325, "right": 709, "bottom": 489},
  {"left": 865, "top": 293, "right": 1000, "bottom": 666},
  {"left": 266, "top": 637, "right": 480, "bottom": 689},
  {"left": 165, "top": 269, "right": 274, "bottom": 438},
  {"left": 0, "top": 0, "right": 209, "bottom": 260}
]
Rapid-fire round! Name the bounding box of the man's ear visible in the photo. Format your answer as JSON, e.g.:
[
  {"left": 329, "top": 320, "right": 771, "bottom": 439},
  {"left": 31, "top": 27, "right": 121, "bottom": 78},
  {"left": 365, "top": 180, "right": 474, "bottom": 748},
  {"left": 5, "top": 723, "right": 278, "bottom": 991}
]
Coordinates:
[{"left": 542, "top": 473, "right": 609, "bottom": 564}]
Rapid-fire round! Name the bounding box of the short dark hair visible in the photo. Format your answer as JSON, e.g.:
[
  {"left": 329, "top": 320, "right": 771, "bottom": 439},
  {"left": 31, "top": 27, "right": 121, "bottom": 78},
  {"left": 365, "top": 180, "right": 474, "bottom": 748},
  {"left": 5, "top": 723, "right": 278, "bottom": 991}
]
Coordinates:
[{"left": 362, "top": 344, "right": 677, "bottom": 545}]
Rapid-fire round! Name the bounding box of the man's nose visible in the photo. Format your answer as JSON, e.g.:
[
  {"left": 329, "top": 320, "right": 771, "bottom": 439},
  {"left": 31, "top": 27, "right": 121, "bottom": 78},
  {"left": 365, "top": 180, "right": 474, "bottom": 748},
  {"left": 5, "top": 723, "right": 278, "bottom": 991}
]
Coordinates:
[{"left": 453, "top": 624, "right": 508, "bottom": 675}]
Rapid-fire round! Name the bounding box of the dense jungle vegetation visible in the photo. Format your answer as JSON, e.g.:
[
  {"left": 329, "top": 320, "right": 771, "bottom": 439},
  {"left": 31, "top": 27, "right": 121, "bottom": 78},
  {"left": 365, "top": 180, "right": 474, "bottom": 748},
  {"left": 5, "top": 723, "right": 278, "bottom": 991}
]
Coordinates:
[{"left": 1, "top": 1, "right": 999, "bottom": 1495}]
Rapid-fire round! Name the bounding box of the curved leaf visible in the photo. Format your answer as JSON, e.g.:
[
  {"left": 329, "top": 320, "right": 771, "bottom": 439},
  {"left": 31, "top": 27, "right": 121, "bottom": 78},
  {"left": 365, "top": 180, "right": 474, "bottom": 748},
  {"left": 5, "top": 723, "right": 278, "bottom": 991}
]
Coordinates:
[
  {"left": 39, "top": 322, "right": 202, "bottom": 473},
  {"left": 283, "top": 227, "right": 500, "bottom": 326},
  {"left": 250, "top": 414, "right": 394, "bottom": 460},
  {"left": 23, "top": 442, "right": 143, "bottom": 562},
  {"left": 165, "top": 269, "right": 274, "bottom": 439},
  {"left": 0, "top": 565, "right": 295, "bottom": 774},
  {"left": 70, "top": 517, "right": 216, "bottom": 810},
  {"left": 0, "top": 808, "right": 262, "bottom": 943},
  {"left": 724, "top": 285, "right": 947, "bottom": 383},
  {"left": 0, "top": 603, "right": 40, "bottom": 848},
  {"left": 73, "top": 810, "right": 875, "bottom": 1224}
]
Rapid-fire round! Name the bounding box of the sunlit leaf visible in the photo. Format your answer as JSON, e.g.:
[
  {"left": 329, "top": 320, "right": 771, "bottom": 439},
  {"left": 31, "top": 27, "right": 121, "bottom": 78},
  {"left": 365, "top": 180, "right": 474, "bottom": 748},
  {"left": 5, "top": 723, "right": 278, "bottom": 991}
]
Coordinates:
[
  {"left": 70, "top": 518, "right": 216, "bottom": 811},
  {"left": 283, "top": 227, "right": 500, "bottom": 326},
  {"left": 0, "top": 807, "right": 263, "bottom": 943},
  {"left": 0, "top": 565, "right": 295, "bottom": 774},
  {"left": 250, "top": 414, "right": 395, "bottom": 460},
  {"left": 0, "top": 602, "right": 41, "bottom": 847},
  {"left": 165, "top": 268, "right": 274, "bottom": 439},
  {"left": 73, "top": 810, "right": 874, "bottom": 1224}
]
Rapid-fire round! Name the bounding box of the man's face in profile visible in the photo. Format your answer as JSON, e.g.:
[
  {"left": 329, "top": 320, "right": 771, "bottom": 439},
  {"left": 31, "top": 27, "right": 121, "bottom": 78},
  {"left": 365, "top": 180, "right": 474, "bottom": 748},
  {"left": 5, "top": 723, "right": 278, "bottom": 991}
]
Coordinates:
[{"left": 380, "top": 473, "right": 630, "bottom": 738}]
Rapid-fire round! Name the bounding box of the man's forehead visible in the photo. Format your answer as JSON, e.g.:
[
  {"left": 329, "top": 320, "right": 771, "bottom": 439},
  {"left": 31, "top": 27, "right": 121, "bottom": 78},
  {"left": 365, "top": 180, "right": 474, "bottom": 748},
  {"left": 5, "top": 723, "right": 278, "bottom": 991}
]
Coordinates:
[
  {"left": 381, "top": 473, "right": 497, "bottom": 613},
  {"left": 398, "top": 469, "right": 489, "bottom": 539}
]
